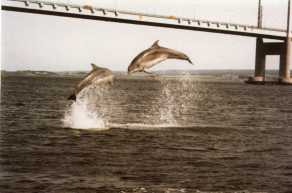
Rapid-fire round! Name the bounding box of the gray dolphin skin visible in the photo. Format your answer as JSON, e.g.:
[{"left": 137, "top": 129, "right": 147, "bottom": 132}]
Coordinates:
[
  {"left": 68, "top": 63, "right": 114, "bottom": 101},
  {"left": 128, "top": 40, "right": 193, "bottom": 74}
]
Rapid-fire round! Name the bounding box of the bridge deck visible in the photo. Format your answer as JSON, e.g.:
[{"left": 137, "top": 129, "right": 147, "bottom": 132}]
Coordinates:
[{"left": 1, "top": 0, "right": 289, "bottom": 40}]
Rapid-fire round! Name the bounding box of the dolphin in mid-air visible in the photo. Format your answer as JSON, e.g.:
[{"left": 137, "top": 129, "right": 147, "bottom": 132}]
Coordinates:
[
  {"left": 128, "top": 40, "right": 193, "bottom": 74},
  {"left": 68, "top": 63, "right": 114, "bottom": 101}
]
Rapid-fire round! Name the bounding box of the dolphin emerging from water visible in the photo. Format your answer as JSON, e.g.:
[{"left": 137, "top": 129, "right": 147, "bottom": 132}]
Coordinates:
[
  {"left": 68, "top": 63, "right": 114, "bottom": 101},
  {"left": 128, "top": 40, "right": 193, "bottom": 74}
]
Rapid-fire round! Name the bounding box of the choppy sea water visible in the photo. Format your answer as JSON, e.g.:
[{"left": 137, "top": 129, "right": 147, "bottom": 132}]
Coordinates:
[{"left": 1, "top": 73, "right": 292, "bottom": 193}]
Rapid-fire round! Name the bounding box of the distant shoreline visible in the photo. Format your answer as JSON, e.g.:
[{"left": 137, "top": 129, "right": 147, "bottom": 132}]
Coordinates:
[
  {"left": 0, "top": 69, "right": 280, "bottom": 74},
  {"left": 1, "top": 69, "right": 283, "bottom": 82}
]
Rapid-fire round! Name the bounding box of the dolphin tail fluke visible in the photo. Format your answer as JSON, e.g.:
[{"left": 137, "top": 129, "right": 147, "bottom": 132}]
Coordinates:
[{"left": 67, "top": 94, "right": 76, "bottom": 101}]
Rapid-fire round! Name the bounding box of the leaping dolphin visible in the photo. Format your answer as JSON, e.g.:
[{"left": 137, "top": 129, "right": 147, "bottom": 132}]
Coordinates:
[
  {"left": 128, "top": 40, "right": 193, "bottom": 74},
  {"left": 68, "top": 63, "right": 114, "bottom": 101}
]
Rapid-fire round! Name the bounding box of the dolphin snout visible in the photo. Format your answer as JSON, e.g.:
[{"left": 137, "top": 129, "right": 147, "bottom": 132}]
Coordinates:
[
  {"left": 128, "top": 66, "right": 140, "bottom": 74},
  {"left": 186, "top": 58, "right": 193, "bottom": 65},
  {"left": 127, "top": 65, "right": 136, "bottom": 74},
  {"left": 127, "top": 68, "right": 134, "bottom": 74}
]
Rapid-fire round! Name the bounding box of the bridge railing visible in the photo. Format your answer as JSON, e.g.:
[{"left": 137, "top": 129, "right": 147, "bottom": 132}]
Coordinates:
[
  {"left": 2, "top": 0, "right": 289, "bottom": 40},
  {"left": 5, "top": 0, "right": 286, "bottom": 32}
]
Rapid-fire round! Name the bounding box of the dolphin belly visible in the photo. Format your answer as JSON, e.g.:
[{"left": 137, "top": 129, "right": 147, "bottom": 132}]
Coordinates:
[{"left": 142, "top": 54, "right": 168, "bottom": 69}]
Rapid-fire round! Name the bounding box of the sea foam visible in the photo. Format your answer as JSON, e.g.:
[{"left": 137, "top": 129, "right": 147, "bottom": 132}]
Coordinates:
[{"left": 62, "top": 86, "right": 109, "bottom": 130}]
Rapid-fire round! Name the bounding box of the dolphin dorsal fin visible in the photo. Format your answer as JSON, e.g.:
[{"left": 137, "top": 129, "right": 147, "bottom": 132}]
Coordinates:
[
  {"left": 150, "top": 40, "right": 160, "bottom": 48},
  {"left": 91, "top": 63, "right": 100, "bottom": 70}
]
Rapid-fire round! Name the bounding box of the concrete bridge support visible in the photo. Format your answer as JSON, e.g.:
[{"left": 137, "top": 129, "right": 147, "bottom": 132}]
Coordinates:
[
  {"left": 279, "top": 39, "right": 291, "bottom": 83},
  {"left": 247, "top": 0, "right": 291, "bottom": 84},
  {"left": 281, "top": 0, "right": 292, "bottom": 84},
  {"left": 247, "top": 38, "right": 291, "bottom": 84},
  {"left": 254, "top": 38, "right": 266, "bottom": 81}
]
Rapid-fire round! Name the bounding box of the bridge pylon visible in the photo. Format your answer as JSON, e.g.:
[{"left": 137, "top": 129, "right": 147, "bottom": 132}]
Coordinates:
[
  {"left": 254, "top": 38, "right": 266, "bottom": 82},
  {"left": 280, "top": 38, "right": 291, "bottom": 83},
  {"left": 247, "top": 0, "right": 291, "bottom": 84},
  {"left": 246, "top": 38, "right": 291, "bottom": 84}
]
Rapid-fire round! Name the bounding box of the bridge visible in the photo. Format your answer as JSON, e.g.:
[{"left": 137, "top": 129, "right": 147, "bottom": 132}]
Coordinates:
[{"left": 2, "top": 0, "right": 292, "bottom": 84}]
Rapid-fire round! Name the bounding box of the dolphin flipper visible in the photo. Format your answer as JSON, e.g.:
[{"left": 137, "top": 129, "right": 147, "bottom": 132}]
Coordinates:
[
  {"left": 143, "top": 69, "right": 154, "bottom": 74},
  {"left": 107, "top": 78, "right": 114, "bottom": 86}
]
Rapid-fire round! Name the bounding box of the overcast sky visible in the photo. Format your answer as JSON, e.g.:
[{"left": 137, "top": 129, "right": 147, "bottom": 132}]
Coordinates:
[{"left": 2, "top": 0, "right": 291, "bottom": 71}]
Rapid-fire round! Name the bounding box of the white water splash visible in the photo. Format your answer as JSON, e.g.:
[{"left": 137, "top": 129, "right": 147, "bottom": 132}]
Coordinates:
[
  {"left": 158, "top": 78, "right": 178, "bottom": 126},
  {"left": 158, "top": 73, "right": 196, "bottom": 126},
  {"left": 179, "top": 72, "right": 195, "bottom": 114},
  {"left": 62, "top": 85, "right": 110, "bottom": 130}
]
